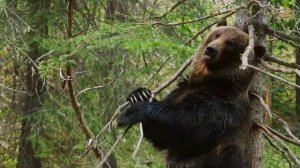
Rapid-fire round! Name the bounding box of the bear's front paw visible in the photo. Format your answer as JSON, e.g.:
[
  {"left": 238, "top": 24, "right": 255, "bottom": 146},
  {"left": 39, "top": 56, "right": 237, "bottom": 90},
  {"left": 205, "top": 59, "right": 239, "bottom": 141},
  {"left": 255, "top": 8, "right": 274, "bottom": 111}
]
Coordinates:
[
  {"left": 117, "top": 107, "right": 142, "bottom": 127},
  {"left": 127, "top": 87, "right": 152, "bottom": 105}
]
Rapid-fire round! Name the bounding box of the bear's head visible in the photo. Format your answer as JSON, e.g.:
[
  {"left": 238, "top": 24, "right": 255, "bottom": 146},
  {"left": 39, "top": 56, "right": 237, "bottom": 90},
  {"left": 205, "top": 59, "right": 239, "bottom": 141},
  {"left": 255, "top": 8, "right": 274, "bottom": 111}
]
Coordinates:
[{"left": 192, "top": 26, "right": 265, "bottom": 77}]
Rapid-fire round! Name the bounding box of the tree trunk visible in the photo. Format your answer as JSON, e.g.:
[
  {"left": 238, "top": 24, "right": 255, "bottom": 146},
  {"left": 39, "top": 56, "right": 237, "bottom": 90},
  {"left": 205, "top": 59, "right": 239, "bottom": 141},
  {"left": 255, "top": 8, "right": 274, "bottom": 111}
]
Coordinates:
[
  {"left": 296, "top": 47, "right": 300, "bottom": 125},
  {"left": 295, "top": 0, "right": 300, "bottom": 130},
  {"left": 16, "top": 1, "right": 49, "bottom": 168},
  {"left": 235, "top": 0, "right": 267, "bottom": 168},
  {"left": 105, "top": 0, "right": 128, "bottom": 21}
]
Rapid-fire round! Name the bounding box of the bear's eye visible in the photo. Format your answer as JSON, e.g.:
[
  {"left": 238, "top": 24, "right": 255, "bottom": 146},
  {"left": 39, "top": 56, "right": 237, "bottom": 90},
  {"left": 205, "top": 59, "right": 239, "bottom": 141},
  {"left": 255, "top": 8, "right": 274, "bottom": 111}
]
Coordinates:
[
  {"left": 214, "top": 34, "right": 220, "bottom": 39},
  {"left": 226, "top": 41, "right": 236, "bottom": 50}
]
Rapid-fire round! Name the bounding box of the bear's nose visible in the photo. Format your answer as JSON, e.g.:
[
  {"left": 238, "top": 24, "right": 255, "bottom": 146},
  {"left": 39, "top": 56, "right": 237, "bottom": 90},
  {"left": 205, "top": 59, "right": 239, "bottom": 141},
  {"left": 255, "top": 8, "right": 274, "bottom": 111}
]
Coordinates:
[{"left": 204, "top": 46, "right": 218, "bottom": 61}]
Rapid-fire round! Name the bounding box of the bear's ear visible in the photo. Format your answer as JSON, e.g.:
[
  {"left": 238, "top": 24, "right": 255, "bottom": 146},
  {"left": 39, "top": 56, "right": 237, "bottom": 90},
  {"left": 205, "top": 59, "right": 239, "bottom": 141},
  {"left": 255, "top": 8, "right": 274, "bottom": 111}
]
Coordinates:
[
  {"left": 254, "top": 45, "right": 266, "bottom": 59},
  {"left": 216, "top": 19, "right": 227, "bottom": 27}
]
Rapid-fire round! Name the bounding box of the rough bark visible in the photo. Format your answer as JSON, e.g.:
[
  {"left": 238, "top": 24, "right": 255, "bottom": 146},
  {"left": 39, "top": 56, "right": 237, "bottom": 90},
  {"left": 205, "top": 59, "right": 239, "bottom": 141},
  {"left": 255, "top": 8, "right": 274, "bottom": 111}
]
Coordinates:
[
  {"left": 16, "top": 0, "right": 49, "bottom": 168},
  {"left": 296, "top": 48, "right": 300, "bottom": 121},
  {"left": 235, "top": 0, "right": 267, "bottom": 167},
  {"left": 296, "top": 0, "right": 300, "bottom": 128}
]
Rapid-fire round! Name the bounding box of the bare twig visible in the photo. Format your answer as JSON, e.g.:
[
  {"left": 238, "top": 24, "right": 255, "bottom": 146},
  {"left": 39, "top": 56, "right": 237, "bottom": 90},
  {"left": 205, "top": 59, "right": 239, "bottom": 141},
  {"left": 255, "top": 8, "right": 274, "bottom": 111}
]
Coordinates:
[
  {"left": 99, "top": 54, "right": 195, "bottom": 159},
  {"left": 96, "top": 127, "right": 131, "bottom": 168},
  {"left": 146, "top": 57, "right": 171, "bottom": 85},
  {"left": 250, "top": 93, "right": 272, "bottom": 118},
  {"left": 251, "top": 93, "right": 300, "bottom": 147},
  {"left": 263, "top": 124, "right": 300, "bottom": 147},
  {"left": 266, "top": 26, "right": 300, "bottom": 43},
  {"left": 264, "top": 53, "right": 300, "bottom": 70},
  {"left": 260, "top": 59, "right": 300, "bottom": 77},
  {"left": 0, "top": 82, "right": 27, "bottom": 94},
  {"left": 36, "top": 50, "right": 54, "bottom": 62},
  {"left": 65, "top": 0, "right": 108, "bottom": 166},
  {"left": 264, "top": 134, "right": 292, "bottom": 168},
  {"left": 276, "top": 118, "right": 300, "bottom": 144},
  {"left": 185, "top": 11, "right": 236, "bottom": 45},
  {"left": 69, "top": 102, "right": 129, "bottom": 167},
  {"left": 130, "top": 55, "right": 195, "bottom": 158},
  {"left": 154, "top": 7, "right": 240, "bottom": 26},
  {"left": 95, "top": 102, "right": 129, "bottom": 139},
  {"left": 152, "top": 56, "right": 194, "bottom": 95},
  {"left": 77, "top": 80, "right": 114, "bottom": 96},
  {"left": 240, "top": 25, "right": 255, "bottom": 69},
  {"left": 159, "top": 0, "right": 188, "bottom": 18},
  {"left": 132, "top": 123, "right": 144, "bottom": 158},
  {"left": 247, "top": 64, "right": 300, "bottom": 89},
  {"left": 272, "top": 34, "right": 300, "bottom": 48},
  {"left": 69, "top": 147, "right": 92, "bottom": 168},
  {"left": 255, "top": 123, "right": 300, "bottom": 166}
]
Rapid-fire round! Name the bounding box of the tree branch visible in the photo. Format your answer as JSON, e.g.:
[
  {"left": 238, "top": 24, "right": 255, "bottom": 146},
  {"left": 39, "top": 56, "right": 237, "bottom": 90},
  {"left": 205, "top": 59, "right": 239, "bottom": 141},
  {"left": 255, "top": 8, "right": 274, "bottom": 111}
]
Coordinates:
[
  {"left": 247, "top": 64, "right": 300, "bottom": 89},
  {"left": 250, "top": 93, "right": 272, "bottom": 118},
  {"left": 152, "top": 56, "right": 194, "bottom": 95},
  {"left": 252, "top": 94, "right": 300, "bottom": 147},
  {"left": 260, "top": 59, "right": 300, "bottom": 77},
  {"left": 159, "top": 0, "right": 188, "bottom": 18},
  {"left": 264, "top": 134, "right": 293, "bottom": 168},
  {"left": 255, "top": 123, "right": 300, "bottom": 166},
  {"left": 65, "top": 1, "right": 110, "bottom": 166},
  {"left": 185, "top": 11, "right": 236, "bottom": 45},
  {"left": 153, "top": 7, "right": 240, "bottom": 26},
  {"left": 263, "top": 124, "right": 300, "bottom": 147},
  {"left": 272, "top": 33, "right": 300, "bottom": 48},
  {"left": 266, "top": 26, "right": 300, "bottom": 43},
  {"left": 264, "top": 53, "right": 300, "bottom": 70},
  {"left": 240, "top": 25, "right": 254, "bottom": 69},
  {"left": 276, "top": 118, "right": 300, "bottom": 145}
]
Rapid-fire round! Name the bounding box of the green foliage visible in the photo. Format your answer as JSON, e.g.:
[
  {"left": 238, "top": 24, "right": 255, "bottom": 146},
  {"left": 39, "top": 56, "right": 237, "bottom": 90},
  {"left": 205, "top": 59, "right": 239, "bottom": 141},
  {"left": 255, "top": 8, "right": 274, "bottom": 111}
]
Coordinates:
[
  {"left": 0, "top": 0, "right": 299, "bottom": 167},
  {"left": 263, "top": 138, "right": 300, "bottom": 168}
]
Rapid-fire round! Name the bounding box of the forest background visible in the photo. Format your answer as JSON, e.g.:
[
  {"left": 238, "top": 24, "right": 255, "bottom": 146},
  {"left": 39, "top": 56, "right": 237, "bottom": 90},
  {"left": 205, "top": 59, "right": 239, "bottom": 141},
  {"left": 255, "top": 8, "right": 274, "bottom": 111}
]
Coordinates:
[{"left": 0, "top": 0, "right": 300, "bottom": 167}]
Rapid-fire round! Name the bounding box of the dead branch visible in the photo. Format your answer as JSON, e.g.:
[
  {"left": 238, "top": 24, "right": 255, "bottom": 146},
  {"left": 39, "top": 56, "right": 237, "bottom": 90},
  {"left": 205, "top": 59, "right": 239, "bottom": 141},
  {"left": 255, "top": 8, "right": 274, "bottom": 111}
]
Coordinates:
[
  {"left": 77, "top": 80, "right": 114, "bottom": 96},
  {"left": 260, "top": 59, "right": 300, "bottom": 77},
  {"left": 276, "top": 118, "right": 300, "bottom": 145},
  {"left": 153, "top": 7, "right": 240, "bottom": 26},
  {"left": 250, "top": 93, "right": 272, "bottom": 118},
  {"left": 264, "top": 53, "right": 300, "bottom": 70},
  {"left": 263, "top": 124, "right": 300, "bottom": 147},
  {"left": 240, "top": 25, "right": 255, "bottom": 69},
  {"left": 146, "top": 57, "right": 171, "bottom": 85},
  {"left": 255, "top": 123, "right": 300, "bottom": 166},
  {"left": 159, "top": 0, "right": 188, "bottom": 18},
  {"left": 132, "top": 122, "right": 144, "bottom": 158},
  {"left": 36, "top": 50, "right": 54, "bottom": 62},
  {"left": 65, "top": 0, "right": 109, "bottom": 166},
  {"left": 69, "top": 102, "right": 129, "bottom": 167},
  {"left": 96, "top": 127, "right": 131, "bottom": 168},
  {"left": 96, "top": 102, "right": 129, "bottom": 139},
  {"left": 264, "top": 134, "right": 293, "bottom": 168},
  {"left": 0, "top": 82, "right": 27, "bottom": 94},
  {"left": 97, "top": 53, "right": 195, "bottom": 162},
  {"left": 252, "top": 93, "right": 300, "bottom": 147},
  {"left": 272, "top": 33, "right": 300, "bottom": 48},
  {"left": 131, "top": 55, "right": 195, "bottom": 158},
  {"left": 152, "top": 56, "right": 194, "bottom": 95},
  {"left": 185, "top": 11, "right": 236, "bottom": 45},
  {"left": 247, "top": 64, "right": 300, "bottom": 89},
  {"left": 266, "top": 26, "right": 300, "bottom": 43},
  {"left": 69, "top": 147, "right": 92, "bottom": 168}
]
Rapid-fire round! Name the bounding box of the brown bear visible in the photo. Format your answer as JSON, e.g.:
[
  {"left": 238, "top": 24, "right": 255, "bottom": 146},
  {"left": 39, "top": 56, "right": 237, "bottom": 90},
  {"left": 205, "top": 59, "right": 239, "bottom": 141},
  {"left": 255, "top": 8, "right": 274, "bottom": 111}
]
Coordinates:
[{"left": 118, "top": 25, "right": 265, "bottom": 168}]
